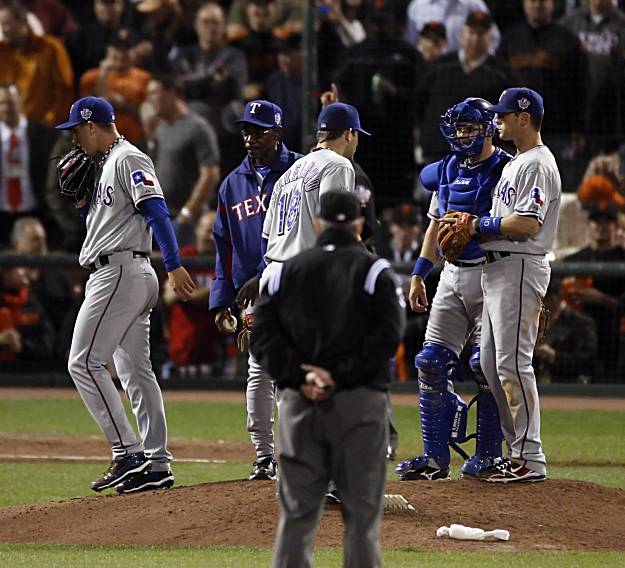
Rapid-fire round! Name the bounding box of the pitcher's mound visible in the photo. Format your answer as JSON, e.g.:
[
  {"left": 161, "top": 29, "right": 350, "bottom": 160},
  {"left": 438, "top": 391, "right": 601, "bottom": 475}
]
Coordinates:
[{"left": 1, "top": 479, "right": 624, "bottom": 551}]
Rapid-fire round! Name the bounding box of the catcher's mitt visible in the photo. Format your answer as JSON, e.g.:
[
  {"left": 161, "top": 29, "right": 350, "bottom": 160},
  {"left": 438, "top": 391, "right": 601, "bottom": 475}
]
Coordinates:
[
  {"left": 437, "top": 210, "right": 475, "bottom": 262},
  {"left": 237, "top": 312, "right": 255, "bottom": 353},
  {"left": 56, "top": 147, "right": 96, "bottom": 203}
]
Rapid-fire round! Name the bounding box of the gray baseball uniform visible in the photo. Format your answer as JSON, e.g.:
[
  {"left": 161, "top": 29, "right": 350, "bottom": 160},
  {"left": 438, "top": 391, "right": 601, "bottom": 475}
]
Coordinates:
[
  {"left": 244, "top": 148, "right": 356, "bottom": 461},
  {"left": 68, "top": 139, "right": 172, "bottom": 472},
  {"left": 480, "top": 144, "right": 561, "bottom": 475}
]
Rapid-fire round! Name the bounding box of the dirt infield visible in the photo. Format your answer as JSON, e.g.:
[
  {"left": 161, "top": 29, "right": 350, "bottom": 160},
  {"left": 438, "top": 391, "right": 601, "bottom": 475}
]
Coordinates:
[{"left": 1, "top": 479, "right": 624, "bottom": 552}]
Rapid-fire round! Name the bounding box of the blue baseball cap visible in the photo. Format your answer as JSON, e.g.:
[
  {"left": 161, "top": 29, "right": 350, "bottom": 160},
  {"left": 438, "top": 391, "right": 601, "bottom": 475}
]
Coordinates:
[
  {"left": 55, "top": 97, "right": 116, "bottom": 130},
  {"left": 234, "top": 100, "right": 283, "bottom": 128},
  {"left": 487, "top": 88, "right": 544, "bottom": 116},
  {"left": 317, "top": 103, "right": 371, "bottom": 136}
]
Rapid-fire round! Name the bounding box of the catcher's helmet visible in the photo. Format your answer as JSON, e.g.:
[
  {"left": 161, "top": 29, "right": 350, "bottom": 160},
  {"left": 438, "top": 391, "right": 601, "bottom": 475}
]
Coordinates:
[{"left": 439, "top": 98, "right": 496, "bottom": 158}]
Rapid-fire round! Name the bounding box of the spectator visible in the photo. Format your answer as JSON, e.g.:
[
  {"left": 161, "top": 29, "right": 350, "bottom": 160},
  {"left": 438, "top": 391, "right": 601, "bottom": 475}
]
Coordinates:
[
  {"left": 0, "top": 84, "right": 57, "bottom": 247},
  {"left": 333, "top": 12, "right": 423, "bottom": 203},
  {"left": 561, "top": 0, "right": 625, "bottom": 153},
  {"left": 264, "top": 33, "right": 302, "bottom": 152},
  {"left": 416, "top": 10, "right": 511, "bottom": 163},
  {"left": 145, "top": 75, "right": 221, "bottom": 245},
  {"left": 0, "top": 266, "right": 55, "bottom": 366},
  {"left": 405, "top": 0, "right": 501, "bottom": 54},
  {"left": 580, "top": 142, "right": 625, "bottom": 194},
  {"left": 129, "top": 0, "right": 196, "bottom": 72},
  {"left": 227, "top": 0, "right": 302, "bottom": 40},
  {"left": 232, "top": 0, "right": 286, "bottom": 101},
  {"left": 317, "top": 0, "right": 367, "bottom": 48},
  {"left": 22, "top": 0, "right": 77, "bottom": 41},
  {"left": 10, "top": 216, "right": 79, "bottom": 361},
  {"left": 498, "top": 0, "right": 587, "bottom": 189},
  {"left": 563, "top": 202, "right": 625, "bottom": 380},
  {"left": 418, "top": 21, "right": 448, "bottom": 63},
  {"left": 163, "top": 211, "right": 228, "bottom": 368},
  {"left": 534, "top": 276, "right": 597, "bottom": 383},
  {"left": 79, "top": 38, "right": 151, "bottom": 146},
  {"left": 169, "top": 2, "right": 248, "bottom": 116},
  {"left": 0, "top": 1, "right": 73, "bottom": 127},
  {"left": 66, "top": 0, "right": 136, "bottom": 85}
]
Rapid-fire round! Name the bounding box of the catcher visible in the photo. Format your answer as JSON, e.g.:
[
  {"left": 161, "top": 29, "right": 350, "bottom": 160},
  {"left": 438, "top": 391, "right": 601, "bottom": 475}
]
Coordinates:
[{"left": 395, "top": 98, "right": 511, "bottom": 481}]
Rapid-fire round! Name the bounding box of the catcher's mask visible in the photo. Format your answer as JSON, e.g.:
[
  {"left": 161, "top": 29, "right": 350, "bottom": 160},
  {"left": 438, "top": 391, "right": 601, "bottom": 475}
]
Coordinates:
[{"left": 439, "top": 98, "right": 496, "bottom": 158}]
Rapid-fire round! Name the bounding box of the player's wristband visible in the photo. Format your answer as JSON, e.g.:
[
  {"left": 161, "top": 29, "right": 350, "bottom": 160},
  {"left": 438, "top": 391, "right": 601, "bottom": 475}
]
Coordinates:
[
  {"left": 478, "top": 216, "right": 503, "bottom": 236},
  {"left": 411, "top": 257, "right": 434, "bottom": 280}
]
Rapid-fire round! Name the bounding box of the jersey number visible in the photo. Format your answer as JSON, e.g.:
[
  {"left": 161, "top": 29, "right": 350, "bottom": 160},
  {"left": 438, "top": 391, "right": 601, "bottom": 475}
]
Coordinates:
[{"left": 277, "top": 179, "right": 303, "bottom": 236}]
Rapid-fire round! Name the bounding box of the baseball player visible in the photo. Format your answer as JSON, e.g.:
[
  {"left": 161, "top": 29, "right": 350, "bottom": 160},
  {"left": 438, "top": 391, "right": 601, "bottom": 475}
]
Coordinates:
[
  {"left": 395, "top": 98, "right": 510, "bottom": 481},
  {"left": 210, "top": 100, "right": 302, "bottom": 480},
  {"left": 56, "top": 97, "right": 196, "bottom": 493},
  {"left": 450, "top": 88, "right": 561, "bottom": 483}
]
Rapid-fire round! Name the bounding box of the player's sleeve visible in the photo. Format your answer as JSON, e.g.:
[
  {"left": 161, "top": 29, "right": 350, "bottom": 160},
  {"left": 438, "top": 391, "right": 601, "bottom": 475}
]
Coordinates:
[
  {"left": 513, "top": 166, "right": 552, "bottom": 224},
  {"left": 427, "top": 192, "right": 440, "bottom": 220},
  {"left": 319, "top": 163, "right": 355, "bottom": 196},
  {"left": 262, "top": 184, "right": 279, "bottom": 239},
  {"left": 118, "top": 151, "right": 164, "bottom": 205},
  {"left": 137, "top": 198, "right": 181, "bottom": 272},
  {"left": 209, "top": 184, "right": 236, "bottom": 310}
]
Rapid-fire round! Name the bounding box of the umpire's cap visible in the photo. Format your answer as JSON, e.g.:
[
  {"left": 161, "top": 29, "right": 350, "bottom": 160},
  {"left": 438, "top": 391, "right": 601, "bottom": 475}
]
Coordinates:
[
  {"left": 487, "top": 88, "right": 544, "bottom": 117},
  {"left": 55, "top": 97, "right": 115, "bottom": 130},
  {"left": 317, "top": 103, "right": 371, "bottom": 136},
  {"left": 319, "top": 190, "right": 361, "bottom": 223},
  {"left": 234, "top": 100, "right": 283, "bottom": 128}
]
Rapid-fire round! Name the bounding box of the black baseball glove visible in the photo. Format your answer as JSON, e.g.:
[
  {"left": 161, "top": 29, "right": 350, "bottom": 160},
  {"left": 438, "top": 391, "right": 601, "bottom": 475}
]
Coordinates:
[{"left": 56, "top": 147, "right": 97, "bottom": 203}]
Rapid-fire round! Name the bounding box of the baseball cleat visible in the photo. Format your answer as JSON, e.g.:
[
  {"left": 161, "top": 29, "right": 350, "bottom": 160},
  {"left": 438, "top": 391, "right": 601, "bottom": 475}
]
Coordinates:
[
  {"left": 249, "top": 455, "right": 277, "bottom": 480},
  {"left": 91, "top": 452, "right": 149, "bottom": 492},
  {"left": 395, "top": 455, "right": 450, "bottom": 481},
  {"left": 460, "top": 455, "right": 500, "bottom": 478},
  {"left": 479, "top": 458, "right": 546, "bottom": 483},
  {"left": 325, "top": 489, "right": 341, "bottom": 506},
  {"left": 115, "top": 469, "right": 175, "bottom": 493},
  {"left": 386, "top": 445, "right": 397, "bottom": 462}
]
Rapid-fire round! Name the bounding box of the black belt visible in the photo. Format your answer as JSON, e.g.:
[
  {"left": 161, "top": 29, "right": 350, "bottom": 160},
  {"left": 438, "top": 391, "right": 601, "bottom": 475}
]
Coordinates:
[
  {"left": 89, "top": 251, "right": 149, "bottom": 271},
  {"left": 449, "top": 258, "right": 486, "bottom": 268},
  {"left": 484, "top": 251, "right": 511, "bottom": 263}
]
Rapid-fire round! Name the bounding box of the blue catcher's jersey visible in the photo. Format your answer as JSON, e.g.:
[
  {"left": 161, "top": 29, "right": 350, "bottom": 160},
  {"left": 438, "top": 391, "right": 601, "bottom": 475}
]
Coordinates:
[{"left": 420, "top": 147, "right": 512, "bottom": 261}]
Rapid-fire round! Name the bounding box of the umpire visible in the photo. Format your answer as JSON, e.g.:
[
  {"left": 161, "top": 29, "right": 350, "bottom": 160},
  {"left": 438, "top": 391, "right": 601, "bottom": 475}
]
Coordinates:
[{"left": 250, "top": 190, "right": 406, "bottom": 568}]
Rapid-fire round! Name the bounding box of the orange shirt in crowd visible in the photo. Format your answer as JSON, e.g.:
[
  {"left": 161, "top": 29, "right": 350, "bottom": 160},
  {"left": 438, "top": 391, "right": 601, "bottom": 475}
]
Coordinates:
[
  {"left": 0, "top": 32, "right": 73, "bottom": 127},
  {"left": 79, "top": 67, "right": 151, "bottom": 144}
]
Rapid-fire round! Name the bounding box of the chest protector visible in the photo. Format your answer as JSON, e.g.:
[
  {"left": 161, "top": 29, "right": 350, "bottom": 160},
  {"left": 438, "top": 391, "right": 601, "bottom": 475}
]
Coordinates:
[{"left": 437, "top": 149, "right": 512, "bottom": 260}]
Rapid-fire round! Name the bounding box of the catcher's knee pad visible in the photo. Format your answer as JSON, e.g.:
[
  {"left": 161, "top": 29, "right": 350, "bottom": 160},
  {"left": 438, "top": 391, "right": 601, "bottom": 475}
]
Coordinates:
[{"left": 416, "top": 343, "right": 467, "bottom": 468}]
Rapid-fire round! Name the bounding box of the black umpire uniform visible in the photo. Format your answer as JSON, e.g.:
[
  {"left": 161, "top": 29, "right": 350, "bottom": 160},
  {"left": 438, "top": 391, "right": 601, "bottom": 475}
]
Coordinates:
[{"left": 250, "top": 190, "right": 406, "bottom": 568}]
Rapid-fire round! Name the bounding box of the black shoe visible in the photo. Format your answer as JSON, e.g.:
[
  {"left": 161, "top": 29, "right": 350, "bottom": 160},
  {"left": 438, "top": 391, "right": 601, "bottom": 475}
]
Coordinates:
[
  {"left": 249, "top": 455, "right": 277, "bottom": 480},
  {"left": 115, "top": 468, "right": 175, "bottom": 494},
  {"left": 91, "top": 452, "right": 149, "bottom": 492},
  {"left": 386, "top": 445, "right": 396, "bottom": 461}
]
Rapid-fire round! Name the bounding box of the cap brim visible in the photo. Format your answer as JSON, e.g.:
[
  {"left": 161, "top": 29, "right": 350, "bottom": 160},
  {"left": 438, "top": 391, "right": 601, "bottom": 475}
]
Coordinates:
[
  {"left": 234, "top": 118, "right": 277, "bottom": 128},
  {"left": 55, "top": 120, "right": 82, "bottom": 130},
  {"left": 356, "top": 127, "right": 371, "bottom": 136},
  {"left": 485, "top": 103, "right": 514, "bottom": 114}
]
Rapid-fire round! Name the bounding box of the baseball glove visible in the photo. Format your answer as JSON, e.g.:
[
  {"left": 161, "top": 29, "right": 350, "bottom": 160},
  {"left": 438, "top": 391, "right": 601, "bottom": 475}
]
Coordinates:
[
  {"left": 237, "top": 312, "right": 255, "bottom": 353},
  {"left": 56, "top": 147, "right": 97, "bottom": 203},
  {"left": 437, "top": 210, "right": 475, "bottom": 262},
  {"left": 536, "top": 303, "right": 550, "bottom": 346}
]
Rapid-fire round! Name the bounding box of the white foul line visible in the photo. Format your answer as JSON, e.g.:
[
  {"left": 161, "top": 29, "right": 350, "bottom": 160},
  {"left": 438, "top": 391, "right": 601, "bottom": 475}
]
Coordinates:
[{"left": 0, "top": 454, "right": 227, "bottom": 464}]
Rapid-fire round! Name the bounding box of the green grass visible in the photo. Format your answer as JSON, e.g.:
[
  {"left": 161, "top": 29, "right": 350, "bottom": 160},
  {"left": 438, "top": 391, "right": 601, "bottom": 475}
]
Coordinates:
[
  {"left": 0, "top": 545, "right": 624, "bottom": 568},
  {"left": 0, "top": 462, "right": 250, "bottom": 507}
]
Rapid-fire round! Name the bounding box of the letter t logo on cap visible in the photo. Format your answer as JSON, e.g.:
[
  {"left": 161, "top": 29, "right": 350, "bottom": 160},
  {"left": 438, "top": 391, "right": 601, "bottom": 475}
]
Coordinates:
[{"left": 249, "top": 102, "right": 262, "bottom": 114}]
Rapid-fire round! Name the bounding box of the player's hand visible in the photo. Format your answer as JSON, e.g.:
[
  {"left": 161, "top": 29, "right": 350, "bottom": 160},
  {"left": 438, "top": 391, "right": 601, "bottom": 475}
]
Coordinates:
[
  {"left": 409, "top": 276, "right": 428, "bottom": 313},
  {"left": 215, "top": 308, "right": 237, "bottom": 335},
  {"left": 236, "top": 276, "right": 260, "bottom": 308},
  {"left": 0, "top": 328, "right": 22, "bottom": 353},
  {"left": 168, "top": 267, "right": 196, "bottom": 301},
  {"left": 320, "top": 83, "right": 339, "bottom": 107},
  {"left": 300, "top": 364, "right": 336, "bottom": 401}
]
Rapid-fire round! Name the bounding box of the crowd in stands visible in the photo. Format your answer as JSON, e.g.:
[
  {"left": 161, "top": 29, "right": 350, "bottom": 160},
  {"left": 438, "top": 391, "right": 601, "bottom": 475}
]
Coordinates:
[{"left": 2, "top": 0, "right": 625, "bottom": 383}]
